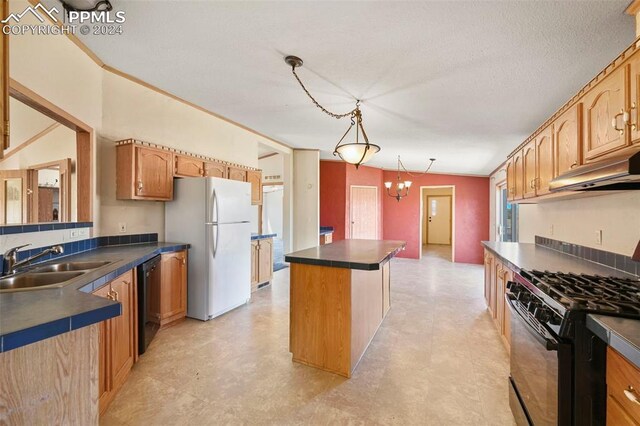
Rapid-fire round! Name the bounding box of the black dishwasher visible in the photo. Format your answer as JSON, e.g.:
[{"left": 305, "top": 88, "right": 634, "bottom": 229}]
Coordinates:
[{"left": 137, "top": 255, "right": 161, "bottom": 355}]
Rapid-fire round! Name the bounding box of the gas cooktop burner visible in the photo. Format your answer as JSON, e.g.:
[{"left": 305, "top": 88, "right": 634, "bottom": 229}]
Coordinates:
[{"left": 525, "top": 270, "right": 640, "bottom": 315}]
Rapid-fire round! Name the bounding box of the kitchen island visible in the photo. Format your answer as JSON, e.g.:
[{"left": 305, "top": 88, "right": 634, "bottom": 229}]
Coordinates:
[{"left": 285, "top": 239, "right": 405, "bottom": 378}]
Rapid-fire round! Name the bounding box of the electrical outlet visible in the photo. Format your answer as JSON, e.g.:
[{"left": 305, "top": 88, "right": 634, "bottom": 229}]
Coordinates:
[
  {"left": 78, "top": 228, "right": 88, "bottom": 237},
  {"left": 69, "top": 230, "right": 78, "bottom": 239},
  {"left": 118, "top": 223, "right": 127, "bottom": 233},
  {"left": 595, "top": 230, "right": 602, "bottom": 245},
  {"left": 549, "top": 224, "right": 554, "bottom": 236}
]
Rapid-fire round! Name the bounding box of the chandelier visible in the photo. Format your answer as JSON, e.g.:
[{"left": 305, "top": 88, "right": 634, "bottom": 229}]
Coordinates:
[
  {"left": 385, "top": 156, "right": 436, "bottom": 201},
  {"left": 285, "top": 55, "right": 380, "bottom": 168}
]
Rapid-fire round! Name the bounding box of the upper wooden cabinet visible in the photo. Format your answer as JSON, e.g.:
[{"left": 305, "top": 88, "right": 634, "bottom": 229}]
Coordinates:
[
  {"left": 522, "top": 140, "right": 536, "bottom": 199},
  {"left": 116, "top": 140, "right": 260, "bottom": 203},
  {"left": 506, "top": 157, "right": 515, "bottom": 202},
  {"left": 247, "top": 170, "right": 262, "bottom": 205},
  {"left": 582, "top": 66, "right": 627, "bottom": 162},
  {"left": 535, "top": 126, "right": 554, "bottom": 196},
  {"left": 117, "top": 143, "right": 174, "bottom": 201},
  {"left": 627, "top": 54, "right": 640, "bottom": 146},
  {"left": 174, "top": 154, "right": 204, "bottom": 177},
  {"left": 228, "top": 166, "right": 247, "bottom": 182},
  {"left": 204, "top": 160, "right": 227, "bottom": 178},
  {"left": 554, "top": 103, "right": 582, "bottom": 177},
  {"left": 513, "top": 150, "right": 524, "bottom": 200}
]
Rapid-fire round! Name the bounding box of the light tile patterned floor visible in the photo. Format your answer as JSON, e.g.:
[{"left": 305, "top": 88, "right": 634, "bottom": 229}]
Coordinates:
[{"left": 101, "top": 245, "right": 515, "bottom": 425}]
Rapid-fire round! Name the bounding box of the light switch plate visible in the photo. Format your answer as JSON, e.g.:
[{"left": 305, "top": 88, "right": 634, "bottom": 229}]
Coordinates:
[
  {"left": 118, "top": 223, "right": 127, "bottom": 233},
  {"left": 595, "top": 230, "right": 602, "bottom": 245}
]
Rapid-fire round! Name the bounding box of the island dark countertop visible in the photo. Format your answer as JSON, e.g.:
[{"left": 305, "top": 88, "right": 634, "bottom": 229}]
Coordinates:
[
  {"left": 482, "top": 241, "right": 635, "bottom": 278},
  {"left": 285, "top": 239, "right": 405, "bottom": 271},
  {"left": 587, "top": 315, "right": 640, "bottom": 369},
  {"left": 0, "top": 242, "right": 189, "bottom": 353}
]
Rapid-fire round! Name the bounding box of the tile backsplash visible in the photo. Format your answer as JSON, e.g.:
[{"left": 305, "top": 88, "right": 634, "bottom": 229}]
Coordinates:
[
  {"left": 0, "top": 233, "right": 159, "bottom": 274},
  {"left": 535, "top": 236, "right": 638, "bottom": 276}
]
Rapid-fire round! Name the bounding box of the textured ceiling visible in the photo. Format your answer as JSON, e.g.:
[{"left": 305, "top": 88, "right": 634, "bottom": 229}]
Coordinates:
[{"left": 76, "top": 1, "right": 635, "bottom": 175}]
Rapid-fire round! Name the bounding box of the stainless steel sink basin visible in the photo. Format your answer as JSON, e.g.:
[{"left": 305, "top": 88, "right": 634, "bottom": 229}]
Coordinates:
[
  {"left": 32, "top": 261, "right": 112, "bottom": 273},
  {"left": 0, "top": 271, "right": 84, "bottom": 291}
]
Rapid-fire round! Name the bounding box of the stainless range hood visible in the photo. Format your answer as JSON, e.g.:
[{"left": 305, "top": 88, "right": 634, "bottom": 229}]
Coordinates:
[{"left": 549, "top": 149, "right": 640, "bottom": 192}]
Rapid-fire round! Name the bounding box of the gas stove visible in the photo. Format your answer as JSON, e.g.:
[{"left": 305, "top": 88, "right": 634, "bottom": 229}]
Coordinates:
[
  {"left": 521, "top": 269, "right": 640, "bottom": 317},
  {"left": 507, "top": 269, "right": 640, "bottom": 426}
]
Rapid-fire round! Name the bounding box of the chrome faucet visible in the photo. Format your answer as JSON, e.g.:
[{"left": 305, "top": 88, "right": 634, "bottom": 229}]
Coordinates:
[{"left": 2, "top": 244, "right": 64, "bottom": 276}]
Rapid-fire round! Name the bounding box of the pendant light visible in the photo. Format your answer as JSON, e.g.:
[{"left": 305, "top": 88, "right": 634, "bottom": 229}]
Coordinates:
[
  {"left": 385, "top": 156, "right": 436, "bottom": 201},
  {"left": 285, "top": 55, "right": 380, "bottom": 168}
]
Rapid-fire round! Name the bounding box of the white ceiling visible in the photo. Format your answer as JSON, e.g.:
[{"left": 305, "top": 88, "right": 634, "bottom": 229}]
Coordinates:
[{"left": 76, "top": 1, "right": 635, "bottom": 175}]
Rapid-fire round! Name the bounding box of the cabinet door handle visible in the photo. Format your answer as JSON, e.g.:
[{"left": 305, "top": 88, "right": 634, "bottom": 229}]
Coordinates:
[
  {"left": 137, "top": 180, "right": 144, "bottom": 192},
  {"left": 624, "top": 387, "right": 640, "bottom": 405},
  {"left": 612, "top": 109, "right": 625, "bottom": 135},
  {"left": 570, "top": 162, "right": 578, "bottom": 169}
]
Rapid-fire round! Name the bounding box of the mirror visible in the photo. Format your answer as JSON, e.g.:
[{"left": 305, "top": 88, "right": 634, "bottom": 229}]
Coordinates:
[{"left": 0, "top": 96, "right": 77, "bottom": 224}]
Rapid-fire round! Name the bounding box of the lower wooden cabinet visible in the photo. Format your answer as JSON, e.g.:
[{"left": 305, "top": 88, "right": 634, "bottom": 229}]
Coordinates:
[
  {"left": 483, "top": 249, "right": 512, "bottom": 353},
  {"left": 93, "top": 269, "right": 136, "bottom": 415},
  {"left": 320, "top": 233, "right": 333, "bottom": 245},
  {"left": 607, "top": 347, "right": 640, "bottom": 425},
  {"left": 157, "top": 250, "right": 188, "bottom": 327},
  {"left": 148, "top": 252, "right": 188, "bottom": 329},
  {"left": 251, "top": 238, "right": 273, "bottom": 292}
]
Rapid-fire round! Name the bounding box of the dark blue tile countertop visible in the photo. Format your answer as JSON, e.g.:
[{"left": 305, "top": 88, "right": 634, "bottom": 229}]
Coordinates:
[
  {"left": 0, "top": 242, "right": 189, "bottom": 353},
  {"left": 320, "top": 226, "right": 334, "bottom": 236},
  {"left": 251, "top": 233, "right": 277, "bottom": 241},
  {"left": 587, "top": 315, "right": 640, "bottom": 369}
]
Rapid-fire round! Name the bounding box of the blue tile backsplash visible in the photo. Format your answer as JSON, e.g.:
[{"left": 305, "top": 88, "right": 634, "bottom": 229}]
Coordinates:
[
  {"left": 535, "top": 236, "right": 638, "bottom": 276},
  {"left": 1, "top": 233, "right": 159, "bottom": 274},
  {"left": 0, "top": 222, "right": 93, "bottom": 235}
]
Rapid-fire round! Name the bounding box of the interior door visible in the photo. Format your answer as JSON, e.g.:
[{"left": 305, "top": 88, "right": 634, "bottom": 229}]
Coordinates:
[
  {"left": 0, "top": 169, "right": 31, "bottom": 224},
  {"left": 427, "top": 196, "right": 451, "bottom": 244},
  {"left": 350, "top": 186, "right": 378, "bottom": 239}
]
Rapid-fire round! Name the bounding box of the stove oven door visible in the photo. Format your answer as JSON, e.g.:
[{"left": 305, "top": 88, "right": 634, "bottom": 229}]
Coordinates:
[{"left": 507, "top": 294, "right": 564, "bottom": 426}]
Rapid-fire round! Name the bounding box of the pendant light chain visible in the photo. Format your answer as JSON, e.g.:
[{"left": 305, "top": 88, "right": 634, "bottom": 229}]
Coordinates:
[
  {"left": 285, "top": 54, "right": 380, "bottom": 168},
  {"left": 397, "top": 156, "right": 436, "bottom": 178},
  {"left": 290, "top": 66, "right": 357, "bottom": 120}
]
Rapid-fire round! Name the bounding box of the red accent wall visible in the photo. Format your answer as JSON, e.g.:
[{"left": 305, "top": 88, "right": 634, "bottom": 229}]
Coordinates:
[
  {"left": 320, "top": 161, "right": 489, "bottom": 264},
  {"left": 382, "top": 171, "right": 490, "bottom": 264},
  {"left": 320, "top": 161, "right": 347, "bottom": 240}
]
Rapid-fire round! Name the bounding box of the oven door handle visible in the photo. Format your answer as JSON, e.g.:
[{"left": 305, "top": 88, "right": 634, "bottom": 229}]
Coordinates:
[{"left": 505, "top": 294, "right": 559, "bottom": 351}]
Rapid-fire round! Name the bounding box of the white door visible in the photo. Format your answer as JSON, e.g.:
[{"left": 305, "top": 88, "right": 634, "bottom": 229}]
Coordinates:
[
  {"left": 350, "top": 186, "right": 378, "bottom": 239},
  {"left": 427, "top": 196, "right": 451, "bottom": 244}
]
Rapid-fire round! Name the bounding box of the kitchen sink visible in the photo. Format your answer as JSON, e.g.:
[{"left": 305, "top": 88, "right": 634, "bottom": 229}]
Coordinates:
[
  {"left": 32, "top": 261, "right": 112, "bottom": 273},
  {"left": 0, "top": 271, "right": 85, "bottom": 292}
]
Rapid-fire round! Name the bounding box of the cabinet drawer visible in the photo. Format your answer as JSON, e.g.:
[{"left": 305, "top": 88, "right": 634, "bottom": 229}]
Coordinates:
[
  {"left": 607, "top": 347, "right": 640, "bottom": 423},
  {"left": 608, "top": 395, "right": 640, "bottom": 425}
]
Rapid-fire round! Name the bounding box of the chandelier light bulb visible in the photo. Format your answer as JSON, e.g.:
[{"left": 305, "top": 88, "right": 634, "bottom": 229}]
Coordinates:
[
  {"left": 384, "top": 181, "right": 392, "bottom": 189},
  {"left": 398, "top": 182, "right": 405, "bottom": 190},
  {"left": 405, "top": 181, "right": 412, "bottom": 188}
]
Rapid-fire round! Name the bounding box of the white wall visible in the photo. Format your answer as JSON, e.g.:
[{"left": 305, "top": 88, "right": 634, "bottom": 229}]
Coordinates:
[
  {"left": 518, "top": 191, "right": 640, "bottom": 257},
  {"left": 292, "top": 150, "right": 319, "bottom": 251},
  {"left": 10, "top": 0, "right": 294, "bottom": 247},
  {"left": 260, "top": 154, "right": 284, "bottom": 182}
]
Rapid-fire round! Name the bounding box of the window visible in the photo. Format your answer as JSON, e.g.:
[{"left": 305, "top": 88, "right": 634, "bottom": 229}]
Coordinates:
[{"left": 499, "top": 187, "right": 518, "bottom": 242}]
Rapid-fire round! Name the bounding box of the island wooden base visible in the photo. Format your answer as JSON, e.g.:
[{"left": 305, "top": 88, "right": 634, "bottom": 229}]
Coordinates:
[
  {"left": 0, "top": 324, "right": 99, "bottom": 425},
  {"left": 289, "top": 262, "right": 391, "bottom": 378}
]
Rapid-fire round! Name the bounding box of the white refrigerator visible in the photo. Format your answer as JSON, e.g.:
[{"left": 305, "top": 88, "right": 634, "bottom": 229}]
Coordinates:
[{"left": 166, "top": 177, "right": 252, "bottom": 320}]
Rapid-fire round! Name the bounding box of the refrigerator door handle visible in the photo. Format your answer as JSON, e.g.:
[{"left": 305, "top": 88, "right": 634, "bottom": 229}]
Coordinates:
[
  {"left": 212, "top": 224, "right": 219, "bottom": 258},
  {"left": 212, "top": 189, "right": 219, "bottom": 224}
]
